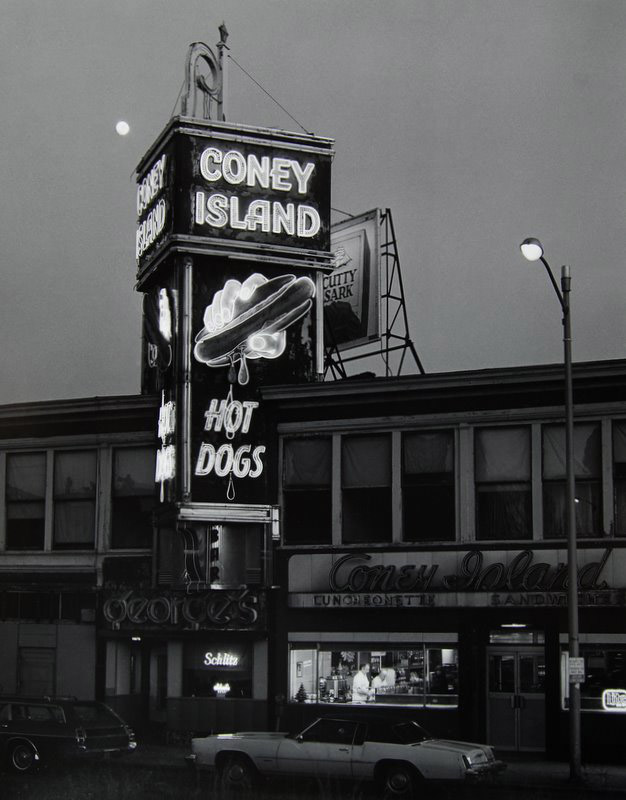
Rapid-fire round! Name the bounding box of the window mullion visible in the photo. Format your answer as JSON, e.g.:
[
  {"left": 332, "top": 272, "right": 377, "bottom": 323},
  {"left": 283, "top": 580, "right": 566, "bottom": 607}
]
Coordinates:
[
  {"left": 331, "top": 434, "right": 341, "bottom": 546},
  {"left": 44, "top": 450, "right": 54, "bottom": 551},
  {"left": 532, "top": 423, "right": 543, "bottom": 541},
  {"left": 392, "top": 431, "right": 402, "bottom": 543},
  {"left": 602, "top": 417, "right": 612, "bottom": 536},
  {"left": 0, "top": 451, "right": 5, "bottom": 551}
]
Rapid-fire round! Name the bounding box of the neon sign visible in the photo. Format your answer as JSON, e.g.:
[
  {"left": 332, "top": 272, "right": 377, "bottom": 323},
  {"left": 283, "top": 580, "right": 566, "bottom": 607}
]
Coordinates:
[
  {"left": 137, "top": 154, "right": 167, "bottom": 214},
  {"left": 195, "top": 392, "right": 265, "bottom": 483},
  {"left": 602, "top": 689, "right": 626, "bottom": 711},
  {"left": 195, "top": 147, "right": 320, "bottom": 239},
  {"left": 204, "top": 651, "right": 239, "bottom": 667},
  {"left": 155, "top": 393, "right": 176, "bottom": 499},
  {"left": 136, "top": 154, "right": 168, "bottom": 261},
  {"left": 194, "top": 272, "right": 315, "bottom": 385},
  {"left": 213, "top": 683, "right": 231, "bottom": 696}
]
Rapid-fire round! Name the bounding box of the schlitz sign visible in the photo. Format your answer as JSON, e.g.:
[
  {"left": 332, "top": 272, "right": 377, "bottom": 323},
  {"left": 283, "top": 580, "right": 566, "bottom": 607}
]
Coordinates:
[
  {"left": 103, "top": 587, "right": 264, "bottom": 630},
  {"left": 288, "top": 548, "right": 626, "bottom": 609}
]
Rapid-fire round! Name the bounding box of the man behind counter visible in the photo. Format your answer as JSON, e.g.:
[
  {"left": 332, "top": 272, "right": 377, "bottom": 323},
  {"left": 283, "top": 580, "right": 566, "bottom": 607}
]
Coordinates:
[{"left": 351, "top": 662, "right": 373, "bottom": 704}]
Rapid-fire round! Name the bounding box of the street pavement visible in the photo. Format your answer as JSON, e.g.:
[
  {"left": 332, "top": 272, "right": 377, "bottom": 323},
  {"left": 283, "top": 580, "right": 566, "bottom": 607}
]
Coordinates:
[{"left": 129, "top": 743, "right": 626, "bottom": 796}]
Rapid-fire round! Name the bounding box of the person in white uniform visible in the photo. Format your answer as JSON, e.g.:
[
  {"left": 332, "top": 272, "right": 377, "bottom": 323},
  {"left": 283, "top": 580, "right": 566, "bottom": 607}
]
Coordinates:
[
  {"left": 351, "top": 663, "right": 373, "bottom": 704},
  {"left": 371, "top": 669, "right": 388, "bottom": 693}
]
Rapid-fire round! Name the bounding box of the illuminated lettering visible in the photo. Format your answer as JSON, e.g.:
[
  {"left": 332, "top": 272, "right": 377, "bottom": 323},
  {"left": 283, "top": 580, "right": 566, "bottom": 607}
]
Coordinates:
[
  {"left": 203, "top": 399, "right": 258, "bottom": 434},
  {"left": 137, "top": 154, "right": 167, "bottom": 215},
  {"left": 297, "top": 205, "right": 321, "bottom": 238},
  {"left": 203, "top": 651, "right": 239, "bottom": 667},
  {"left": 136, "top": 199, "right": 166, "bottom": 259},
  {"left": 158, "top": 400, "right": 176, "bottom": 441},
  {"left": 603, "top": 689, "right": 626, "bottom": 711},
  {"left": 155, "top": 444, "right": 176, "bottom": 482},
  {"left": 199, "top": 147, "right": 315, "bottom": 194},
  {"left": 272, "top": 202, "right": 295, "bottom": 235},
  {"left": 246, "top": 154, "right": 270, "bottom": 189},
  {"left": 194, "top": 443, "right": 265, "bottom": 479},
  {"left": 195, "top": 193, "right": 320, "bottom": 239},
  {"left": 102, "top": 588, "right": 260, "bottom": 628}
]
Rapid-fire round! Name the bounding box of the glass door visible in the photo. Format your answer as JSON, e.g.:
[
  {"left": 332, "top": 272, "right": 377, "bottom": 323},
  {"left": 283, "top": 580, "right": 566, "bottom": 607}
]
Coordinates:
[{"left": 487, "top": 647, "right": 545, "bottom": 752}]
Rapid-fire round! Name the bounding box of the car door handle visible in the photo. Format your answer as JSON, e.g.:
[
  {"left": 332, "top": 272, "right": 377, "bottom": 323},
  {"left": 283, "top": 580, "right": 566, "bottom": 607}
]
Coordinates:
[{"left": 338, "top": 747, "right": 350, "bottom": 752}]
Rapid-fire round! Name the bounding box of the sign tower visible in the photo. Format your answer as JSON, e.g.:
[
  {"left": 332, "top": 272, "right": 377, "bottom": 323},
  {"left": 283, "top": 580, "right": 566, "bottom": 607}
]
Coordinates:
[{"left": 136, "top": 28, "right": 333, "bottom": 597}]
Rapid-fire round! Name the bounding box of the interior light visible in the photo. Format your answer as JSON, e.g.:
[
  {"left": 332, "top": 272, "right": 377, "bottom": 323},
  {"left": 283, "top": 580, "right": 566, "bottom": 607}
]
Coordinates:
[
  {"left": 116, "top": 120, "right": 131, "bottom": 136},
  {"left": 501, "top": 623, "right": 527, "bottom": 629}
]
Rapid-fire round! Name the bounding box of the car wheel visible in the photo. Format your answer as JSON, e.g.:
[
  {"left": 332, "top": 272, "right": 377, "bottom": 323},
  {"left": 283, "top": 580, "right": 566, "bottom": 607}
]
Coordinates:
[
  {"left": 9, "top": 741, "right": 38, "bottom": 773},
  {"left": 219, "top": 754, "right": 256, "bottom": 792},
  {"left": 383, "top": 763, "right": 417, "bottom": 798}
]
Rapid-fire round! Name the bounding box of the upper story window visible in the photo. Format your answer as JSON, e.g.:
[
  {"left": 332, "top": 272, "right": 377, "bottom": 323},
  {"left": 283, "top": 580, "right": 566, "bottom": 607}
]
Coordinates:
[
  {"left": 6, "top": 452, "right": 46, "bottom": 550},
  {"left": 53, "top": 450, "right": 97, "bottom": 550},
  {"left": 402, "top": 431, "right": 455, "bottom": 541},
  {"left": 282, "top": 437, "right": 332, "bottom": 545},
  {"left": 475, "top": 427, "right": 532, "bottom": 541},
  {"left": 111, "top": 447, "right": 155, "bottom": 549},
  {"left": 542, "top": 423, "right": 602, "bottom": 538},
  {"left": 612, "top": 422, "right": 626, "bottom": 536},
  {"left": 342, "top": 434, "right": 391, "bottom": 544}
]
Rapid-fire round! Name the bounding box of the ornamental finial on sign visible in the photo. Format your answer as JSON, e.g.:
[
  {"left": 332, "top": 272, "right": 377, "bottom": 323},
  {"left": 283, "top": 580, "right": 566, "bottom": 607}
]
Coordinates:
[{"left": 181, "top": 25, "right": 229, "bottom": 121}]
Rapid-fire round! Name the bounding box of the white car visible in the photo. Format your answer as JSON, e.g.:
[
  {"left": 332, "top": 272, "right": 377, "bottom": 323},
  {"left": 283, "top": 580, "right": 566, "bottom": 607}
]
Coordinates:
[{"left": 187, "top": 715, "right": 505, "bottom": 796}]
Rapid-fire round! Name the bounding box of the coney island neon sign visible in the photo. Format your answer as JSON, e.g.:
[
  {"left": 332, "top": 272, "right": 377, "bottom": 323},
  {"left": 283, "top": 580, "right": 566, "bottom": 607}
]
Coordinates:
[{"left": 195, "top": 147, "right": 320, "bottom": 238}]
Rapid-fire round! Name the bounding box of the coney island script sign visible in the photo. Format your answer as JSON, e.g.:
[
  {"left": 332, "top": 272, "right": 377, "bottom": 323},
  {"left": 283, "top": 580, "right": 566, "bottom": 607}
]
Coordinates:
[{"left": 288, "top": 548, "right": 626, "bottom": 609}]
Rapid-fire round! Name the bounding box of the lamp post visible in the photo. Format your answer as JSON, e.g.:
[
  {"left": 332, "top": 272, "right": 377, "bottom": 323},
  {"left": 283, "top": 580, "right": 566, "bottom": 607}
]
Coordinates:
[{"left": 520, "top": 237, "right": 581, "bottom": 781}]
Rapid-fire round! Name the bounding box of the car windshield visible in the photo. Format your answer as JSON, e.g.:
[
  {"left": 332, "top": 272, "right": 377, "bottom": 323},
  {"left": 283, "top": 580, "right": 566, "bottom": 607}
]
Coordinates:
[{"left": 393, "top": 721, "right": 432, "bottom": 744}]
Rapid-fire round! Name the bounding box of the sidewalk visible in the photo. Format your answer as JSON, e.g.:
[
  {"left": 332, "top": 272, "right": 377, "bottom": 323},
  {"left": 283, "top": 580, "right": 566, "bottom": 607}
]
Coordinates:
[{"left": 128, "top": 743, "right": 626, "bottom": 795}]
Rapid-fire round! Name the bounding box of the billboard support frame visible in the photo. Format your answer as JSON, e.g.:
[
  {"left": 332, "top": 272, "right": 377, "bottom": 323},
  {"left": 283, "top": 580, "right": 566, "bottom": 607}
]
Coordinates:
[{"left": 324, "top": 208, "right": 425, "bottom": 378}]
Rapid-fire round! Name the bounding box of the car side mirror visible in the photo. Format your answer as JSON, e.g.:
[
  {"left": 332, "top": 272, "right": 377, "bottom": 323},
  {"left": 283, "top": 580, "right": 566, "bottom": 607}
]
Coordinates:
[{"left": 296, "top": 734, "right": 304, "bottom": 743}]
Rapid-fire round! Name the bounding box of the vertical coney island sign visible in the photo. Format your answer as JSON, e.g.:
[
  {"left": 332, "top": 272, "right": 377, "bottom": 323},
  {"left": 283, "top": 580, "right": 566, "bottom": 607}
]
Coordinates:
[{"left": 136, "top": 115, "right": 333, "bottom": 505}]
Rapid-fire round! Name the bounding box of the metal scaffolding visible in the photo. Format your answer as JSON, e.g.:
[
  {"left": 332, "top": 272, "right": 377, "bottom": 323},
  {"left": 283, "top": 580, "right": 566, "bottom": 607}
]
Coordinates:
[{"left": 324, "top": 208, "right": 425, "bottom": 379}]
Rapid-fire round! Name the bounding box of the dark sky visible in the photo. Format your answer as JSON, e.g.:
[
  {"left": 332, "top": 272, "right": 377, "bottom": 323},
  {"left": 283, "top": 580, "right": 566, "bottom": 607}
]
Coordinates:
[{"left": 2, "top": 0, "right": 625, "bottom": 404}]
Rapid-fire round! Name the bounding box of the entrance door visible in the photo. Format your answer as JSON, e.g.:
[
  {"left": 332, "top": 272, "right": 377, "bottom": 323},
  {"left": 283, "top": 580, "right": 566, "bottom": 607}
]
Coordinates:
[{"left": 487, "top": 648, "right": 545, "bottom": 752}]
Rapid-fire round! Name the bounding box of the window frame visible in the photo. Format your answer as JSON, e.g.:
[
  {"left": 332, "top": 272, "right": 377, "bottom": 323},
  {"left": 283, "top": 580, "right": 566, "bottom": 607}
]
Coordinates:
[
  {"left": 110, "top": 445, "right": 156, "bottom": 550},
  {"left": 542, "top": 422, "right": 603, "bottom": 539},
  {"left": 5, "top": 450, "right": 47, "bottom": 551},
  {"left": 52, "top": 448, "right": 98, "bottom": 550},
  {"left": 402, "top": 429, "right": 456, "bottom": 542},
  {"left": 474, "top": 425, "right": 533, "bottom": 542}
]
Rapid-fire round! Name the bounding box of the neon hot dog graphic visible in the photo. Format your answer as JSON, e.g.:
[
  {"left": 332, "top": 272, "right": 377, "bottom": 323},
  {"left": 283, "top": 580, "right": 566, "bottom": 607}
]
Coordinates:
[{"left": 194, "top": 273, "right": 316, "bottom": 384}]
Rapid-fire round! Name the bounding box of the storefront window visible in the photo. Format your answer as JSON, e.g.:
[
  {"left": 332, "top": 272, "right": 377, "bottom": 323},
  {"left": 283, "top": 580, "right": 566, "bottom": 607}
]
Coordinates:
[
  {"left": 289, "top": 644, "right": 458, "bottom": 708},
  {"left": 613, "top": 422, "right": 626, "bottom": 536},
  {"left": 6, "top": 452, "right": 46, "bottom": 550},
  {"left": 403, "top": 431, "right": 455, "bottom": 541},
  {"left": 183, "top": 642, "right": 252, "bottom": 699},
  {"left": 283, "top": 438, "right": 332, "bottom": 545},
  {"left": 475, "top": 427, "right": 532, "bottom": 540},
  {"left": 112, "top": 447, "right": 155, "bottom": 549},
  {"left": 342, "top": 435, "right": 392, "bottom": 543},
  {"left": 561, "top": 647, "right": 626, "bottom": 711},
  {"left": 53, "top": 450, "right": 97, "bottom": 549},
  {"left": 543, "top": 424, "right": 602, "bottom": 538}
]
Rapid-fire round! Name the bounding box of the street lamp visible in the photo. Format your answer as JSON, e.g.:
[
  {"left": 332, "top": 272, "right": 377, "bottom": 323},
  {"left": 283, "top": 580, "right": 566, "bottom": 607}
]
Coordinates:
[{"left": 520, "top": 237, "right": 581, "bottom": 781}]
